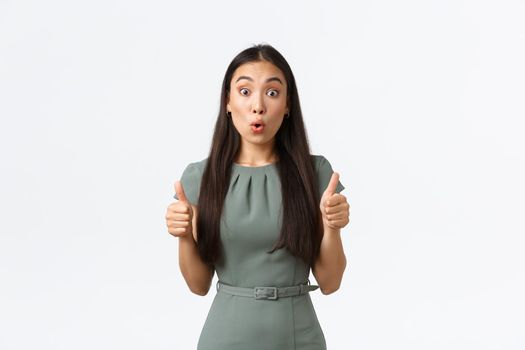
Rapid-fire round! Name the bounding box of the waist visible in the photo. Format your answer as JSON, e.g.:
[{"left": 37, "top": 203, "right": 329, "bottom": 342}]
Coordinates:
[{"left": 216, "top": 279, "right": 319, "bottom": 300}]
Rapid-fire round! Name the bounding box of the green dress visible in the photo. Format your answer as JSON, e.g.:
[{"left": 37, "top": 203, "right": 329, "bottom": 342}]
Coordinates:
[{"left": 174, "top": 155, "right": 345, "bottom": 350}]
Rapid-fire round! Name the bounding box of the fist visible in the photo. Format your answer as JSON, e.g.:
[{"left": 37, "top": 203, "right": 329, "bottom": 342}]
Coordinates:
[
  {"left": 319, "top": 172, "right": 350, "bottom": 230},
  {"left": 166, "top": 180, "right": 194, "bottom": 239}
]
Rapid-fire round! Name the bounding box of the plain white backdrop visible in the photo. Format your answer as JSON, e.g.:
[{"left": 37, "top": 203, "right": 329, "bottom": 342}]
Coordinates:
[{"left": 1, "top": 0, "right": 524, "bottom": 349}]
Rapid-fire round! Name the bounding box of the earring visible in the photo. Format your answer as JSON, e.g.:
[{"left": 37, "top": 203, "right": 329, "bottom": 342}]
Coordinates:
[
  {"left": 227, "top": 110, "right": 231, "bottom": 117},
  {"left": 284, "top": 113, "right": 289, "bottom": 119}
]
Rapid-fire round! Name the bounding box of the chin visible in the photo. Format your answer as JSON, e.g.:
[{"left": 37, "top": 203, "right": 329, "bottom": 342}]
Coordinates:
[{"left": 245, "top": 133, "right": 273, "bottom": 143}]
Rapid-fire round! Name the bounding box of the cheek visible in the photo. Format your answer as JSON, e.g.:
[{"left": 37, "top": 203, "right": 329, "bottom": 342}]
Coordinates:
[
  {"left": 230, "top": 95, "right": 249, "bottom": 110},
  {"left": 231, "top": 117, "right": 244, "bottom": 132},
  {"left": 270, "top": 119, "right": 285, "bottom": 131},
  {"left": 257, "top": 121, "right": 282, "bottom": 139},
  {"left": 268, "top": 98, "right": 286, "bottom": 111}
]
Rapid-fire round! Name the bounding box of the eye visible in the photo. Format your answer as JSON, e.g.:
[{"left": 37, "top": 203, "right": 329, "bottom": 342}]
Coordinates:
[
  {"left": 267, "top": 89, "right": 279, "bottom": 97},
  {"left": 240, "top": 88, "right": 249, "bottom": 96}
]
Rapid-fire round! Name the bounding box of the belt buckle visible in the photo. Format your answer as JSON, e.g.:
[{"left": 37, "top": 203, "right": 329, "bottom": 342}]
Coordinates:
[{"left": 254, "top": 286, "right": 278, "bottom": 300}]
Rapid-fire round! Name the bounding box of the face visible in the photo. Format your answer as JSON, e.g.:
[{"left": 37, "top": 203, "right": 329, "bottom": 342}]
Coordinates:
[{"left": 227, "top": 60, "right": 289, "bottom": 147}]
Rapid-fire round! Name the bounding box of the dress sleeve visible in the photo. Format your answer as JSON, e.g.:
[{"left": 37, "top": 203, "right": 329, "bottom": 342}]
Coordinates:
[
  {"left": 173, "top": 162, "right": 202, "bottom": 206},
  {"left": 316, "top": 155, "right": 345, "bottom": 197}
]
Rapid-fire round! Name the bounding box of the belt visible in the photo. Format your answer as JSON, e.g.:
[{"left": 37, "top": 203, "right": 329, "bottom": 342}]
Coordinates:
[{"left": 216, "top": 279, "right": 319, "bottom": 300}]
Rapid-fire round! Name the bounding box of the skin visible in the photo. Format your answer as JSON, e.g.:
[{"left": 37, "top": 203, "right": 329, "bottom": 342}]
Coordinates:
[
  {"left": 227, "top": 60, "right": 289, "bottom": 165},
  {"left": 314, "top": 172, "right": 351, "bottom": 294},
  {"left": 166, "top": 60, "right": 351, "bottom": 295}
]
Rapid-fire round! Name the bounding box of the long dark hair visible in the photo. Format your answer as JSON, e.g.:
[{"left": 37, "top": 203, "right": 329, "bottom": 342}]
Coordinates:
[{"left": 196, "top": 43, "right": 322, "bottom": 269}]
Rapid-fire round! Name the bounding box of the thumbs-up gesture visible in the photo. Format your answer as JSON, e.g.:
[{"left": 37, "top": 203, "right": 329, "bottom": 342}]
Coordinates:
[
  {"left": 320, "top": 172, "right": 350, "bottom": 230},
  {"left": 166, "top": 180, "right": 195, "bottom": 240}
]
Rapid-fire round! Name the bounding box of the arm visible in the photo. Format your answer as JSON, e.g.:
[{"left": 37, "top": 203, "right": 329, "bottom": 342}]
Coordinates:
[
  {"left": 311, "top": 156, "right": 349, "bottom": 294},
  {"left": 178, "top": 204, "right": 215, "bottom": 296},
  {"left": 312, "top": 223, "right": 347, "bottom": 295}
]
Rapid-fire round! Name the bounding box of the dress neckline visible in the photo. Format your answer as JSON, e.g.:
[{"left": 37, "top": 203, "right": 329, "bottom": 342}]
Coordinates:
[{"left": 232, "top": 161, "right": 278, "bottom": 170}]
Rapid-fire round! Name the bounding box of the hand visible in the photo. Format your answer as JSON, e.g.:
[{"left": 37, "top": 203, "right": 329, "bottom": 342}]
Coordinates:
[
  {"left": 166, "top": 180, "right": 194, "bottom": 240},
  {"left": 319, "top": 172, "right": 350, "bottom": 230}
]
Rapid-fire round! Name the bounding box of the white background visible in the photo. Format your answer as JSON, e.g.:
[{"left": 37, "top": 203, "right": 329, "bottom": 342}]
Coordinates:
[{"left": 1, "top": 0, "right": 524, "bottom": 349}]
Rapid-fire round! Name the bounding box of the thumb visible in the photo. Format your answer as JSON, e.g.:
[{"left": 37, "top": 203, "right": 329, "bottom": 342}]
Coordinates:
[
  {"left": 174, "top": 180, "right": 189, "bottom": 203},
  {"left": 323, "top": 172, "right": 340, "bottom": 198}
]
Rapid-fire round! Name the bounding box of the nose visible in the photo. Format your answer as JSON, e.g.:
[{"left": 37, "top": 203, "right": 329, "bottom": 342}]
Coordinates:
[{"left": 251, "top": 93, "right": 265, "bottom": 115}]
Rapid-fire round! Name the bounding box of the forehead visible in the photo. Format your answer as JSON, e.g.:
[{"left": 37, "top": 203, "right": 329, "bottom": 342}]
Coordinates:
[{"left": 231, "top": 61, "right": 285, "bottom": 84}]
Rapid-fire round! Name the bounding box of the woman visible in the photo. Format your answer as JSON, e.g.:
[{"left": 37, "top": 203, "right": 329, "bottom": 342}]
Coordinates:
[{"left": 166, "top": 43, "right": 351, "bottom": 350}]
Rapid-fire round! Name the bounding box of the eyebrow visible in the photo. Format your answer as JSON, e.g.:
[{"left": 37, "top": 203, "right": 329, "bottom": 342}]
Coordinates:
[{"left": 235, "top": 75, "right": 284, "bottom": 85}]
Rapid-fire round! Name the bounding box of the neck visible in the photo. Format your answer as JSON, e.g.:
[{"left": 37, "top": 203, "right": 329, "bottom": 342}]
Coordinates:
[{"left": 234, "top": 140, "right": 278, "bottom": 166}]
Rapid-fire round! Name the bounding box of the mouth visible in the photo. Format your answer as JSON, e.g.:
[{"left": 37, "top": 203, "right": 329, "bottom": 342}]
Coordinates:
[{"left": 250, "top": 121, "right": 265, "bottom": 133}]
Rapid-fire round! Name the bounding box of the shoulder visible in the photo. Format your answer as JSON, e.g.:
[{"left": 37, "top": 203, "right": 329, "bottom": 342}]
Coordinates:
[
  {"left": 183, "top": 156, "right": 210, "bottom": 182},
  {"left": 310, "top": 154, "right": 345, "bottom": 194},
  {"left": 310, "top": 154, "right": 331, "bottom": 171},
  {"left": 185, "top": 157, "right": 208, "bottom": 173},
  {"left": 173, "top": 157, "right": 208, "bottom": 205}
]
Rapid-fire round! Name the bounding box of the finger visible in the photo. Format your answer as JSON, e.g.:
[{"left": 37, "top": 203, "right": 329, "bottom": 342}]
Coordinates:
[
  {"left": 171, "top": 219, "right": 191, "bottom": 228},
  {"left": 326, "top": 218, "right": 345, "bottom": 228},
  {"left": 326, "top": 210, "right": 347, "bottom": 221},
  {"left": 169, "top": 212, "right": 191, "bottom": 221},
  {"left": 323, "top": 172, "right": 340, "bottom": 197},
  {"left": 325, "top": 193, "right": 346, "bottom": 207},
  {"left": 170, "top": 227, "right": 189, "bottom": 236},
  {"left": 174, "top": 180, "right": 188, "bottom": 203}
]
